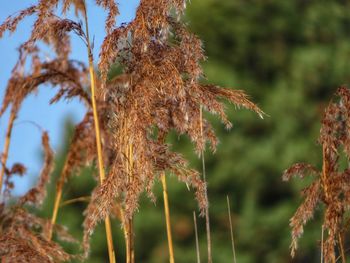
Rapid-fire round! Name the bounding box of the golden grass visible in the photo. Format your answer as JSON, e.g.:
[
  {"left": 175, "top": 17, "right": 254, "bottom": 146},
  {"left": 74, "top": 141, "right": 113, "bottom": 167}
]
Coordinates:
[{"left": 83, "top": 2, "right": 116, "bottom": 262}]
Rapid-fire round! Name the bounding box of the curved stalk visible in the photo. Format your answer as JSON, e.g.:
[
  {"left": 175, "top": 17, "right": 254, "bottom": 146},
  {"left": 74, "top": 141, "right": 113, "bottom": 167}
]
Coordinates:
[
  {"left": 60, "top": 196, "right": 90, "bottom": 207},
  {"left": 193, "top": 211, "right": 201, "bottom": 263},
  {"left": 0, "top": 108, "right": 17, "bottom": 197},
  {"left": 226, "top": 196, "right": 237, "bottom": 263}
]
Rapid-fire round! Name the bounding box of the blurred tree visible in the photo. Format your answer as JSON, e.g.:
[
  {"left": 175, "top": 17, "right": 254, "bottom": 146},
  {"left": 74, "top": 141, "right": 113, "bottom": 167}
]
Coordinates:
[
  {"left": 35, "top": 0, "right": 350, "bottom": 262},
  {"left": 184, "top": 0, "right": 350, "bottom": 262}
]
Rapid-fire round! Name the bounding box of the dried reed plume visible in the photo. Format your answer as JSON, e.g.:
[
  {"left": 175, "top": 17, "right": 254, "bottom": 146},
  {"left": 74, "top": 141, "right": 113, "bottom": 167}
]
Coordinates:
[
  {"left": 0, "top": 0, "right": 263, "bottom": 261},
  {"left": 0, "top": 132, "right": 76, "bottom": 262},
  {"left": 283, "top": 86, "right": 350, "bottom": 263}
]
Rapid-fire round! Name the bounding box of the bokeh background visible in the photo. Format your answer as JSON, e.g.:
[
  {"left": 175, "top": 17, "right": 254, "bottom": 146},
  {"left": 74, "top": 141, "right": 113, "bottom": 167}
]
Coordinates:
[{"left": 2, "top": 0, "right": 350, "bottom": 262}]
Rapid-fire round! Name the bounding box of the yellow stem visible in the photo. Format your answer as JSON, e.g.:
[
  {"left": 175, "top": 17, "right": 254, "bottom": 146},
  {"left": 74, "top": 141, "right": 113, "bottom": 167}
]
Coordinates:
[
  {"left": 50, "top": 179, "right": 90, "bottom": 240},
  {"left": 124, "top": 120, "right": 135, "bottom": 263},
  {"left": 129, "top": 218, "right": 134, "bottom": 263},
  {"left": 48, "top": 162, "right": 68, "bottom": 239},
  {"left": 338, "top": 233, "right": 346, "bottom": 263},
  {"left": 321, "top": 146, "right": 336, "bottom": 263},
  {"left": 128, "top": 142, "right": 135, "bottom": 263},
  {"left": 0, "top": 108, "right": 16, "bottom": 196},
  {"left": 161, "top": 173, "right": 175, "bottom": 263},
  {"left": 83, "top": 2, "right": 116, "bottom": 262},
  {"left": 199, "top": 106, "right": 212, "bottom": 263},
  {"left": 60, "top": 196, "right": 90, "bottom": 207},
  {"left": 120, "top": 208, "right": 130, "bottom": 263}
]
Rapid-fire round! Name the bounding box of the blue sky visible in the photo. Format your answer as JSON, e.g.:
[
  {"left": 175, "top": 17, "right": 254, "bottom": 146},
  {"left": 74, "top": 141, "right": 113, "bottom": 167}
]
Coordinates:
[{"left": 0, "top": 1, "right": 139, "bottom": 195}]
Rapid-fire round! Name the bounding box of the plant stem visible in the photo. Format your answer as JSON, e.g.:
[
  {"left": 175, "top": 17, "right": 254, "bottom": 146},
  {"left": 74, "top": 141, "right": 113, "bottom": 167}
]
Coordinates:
[
  {"left": 338, "top": 233, "right": 346, "bottom": 263},
  {"left": 0, "top": 107, "right": 16, "bottom": 197},
  {"left": 128, "top": 141, "right": 135, "bottom": 263},
  {"left": 321, "top": 145, "right": 330, "bottom": 202},
  {"left": 120, "top": 207, "right": 133, "bottom": 263},
  {"left": 119, "top": 208, "right": 129, "bottom": 263},
  {"left": 60, "top": 196, "right": 90, "bottom": 207},
  {"left": 226, "top": 196, "right": 237, "bottom": 263},
  {"left": 125, "top": 221, "right": 131, "bottom": 263},
  {"left": 321, "top": 225, "right": 324, "bottom": 263},
  {"left": 83, "top": 2, "right": 116, "bottom": 262},
  {"left": 48, "top": 162, "right": 67, "bottom": 239},
  {"left": 193, "top": 211, "right": 201, "bottom": 263},
  {"left": 129, "top": 218, "right": 134, "bottom": 263},
  {"left": 321, "top": 145, "right": 336, "bottom": 263},
  {"left": 199, "top": 105, "right": 212, "bottom": 263},
  {"left": 161, "top": 173, "right": 175, "bottom": 263},
  {"left": 122, "top": 118, "right": 134, "bottom": 263}
]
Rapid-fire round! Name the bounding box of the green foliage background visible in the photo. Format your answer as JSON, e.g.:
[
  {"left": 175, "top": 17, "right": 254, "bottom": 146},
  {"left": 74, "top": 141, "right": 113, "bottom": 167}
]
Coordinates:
[{"left": 36, "top": 0, "right": 350, "bottom": 262}]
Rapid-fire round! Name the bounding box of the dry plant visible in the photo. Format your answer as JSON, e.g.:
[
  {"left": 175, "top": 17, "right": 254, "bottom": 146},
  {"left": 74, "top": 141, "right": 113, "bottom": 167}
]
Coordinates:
[
  {"left": 0, "top": 0, "right": 263, "bottom": 261},
  {"left": 0, "top": 132, "right": 77, "bottom": 262},
  {"left": 283, "top": 86, "right": 350, "bottom": 263}
]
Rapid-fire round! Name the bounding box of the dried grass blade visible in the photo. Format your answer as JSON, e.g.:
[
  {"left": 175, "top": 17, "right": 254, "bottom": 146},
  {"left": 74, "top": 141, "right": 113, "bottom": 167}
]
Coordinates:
[{"left": 227, "top": 196, "right": 237, "bottom": 263}]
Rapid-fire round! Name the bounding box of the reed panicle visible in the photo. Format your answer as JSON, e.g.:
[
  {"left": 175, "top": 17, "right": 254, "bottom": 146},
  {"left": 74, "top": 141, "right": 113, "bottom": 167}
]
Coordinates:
[
  {"left": 284, "top": 86, "right": 350, "bottom": 263},
  {"left": 0, "top": 132, "right": 77, "bottom": 262},
  {"left": 0, "top": 0, "right": 263, "bottom": 261}
]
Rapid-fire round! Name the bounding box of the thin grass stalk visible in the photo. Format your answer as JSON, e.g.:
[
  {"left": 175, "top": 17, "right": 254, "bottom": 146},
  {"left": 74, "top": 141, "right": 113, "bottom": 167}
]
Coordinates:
[
  {"left": 321, "top": 145, "right": 336, "bottom": 263},
  {"left": 129, "top": 219, "right": 134, "bottom": 263},
  {"left": 83, "top": 2, "right": 116, "bottom": 262},
  {"left": 199, "top": 105, "right": 212, "bottom": 263},
  {"left": 122, "top": 118, "right": 131, "bottom": 263},
  {"left": 193, "top": 211, "right": 201, "bottom": 263},
  {"left": 60, "top": 196, "right": 90, "bottom": 207},
  {"left": 48, "top": 162, "right": 69, "bottom": 239},
  {"left": 121, "top": 212, "right": 134, "bottom": 263},
  {"left": 125, "top": 221, "right": 131, "bottom": 263},
  {"left": 338, "top": 233, "right": 346, "bottom": 263},
  {"left": 122, "top": 119, "right": 130, "bottom": 263},
  {"left": 161, "top": 172, "right": 175, "bottom": 263},
  {"left": 321, "top": 145, "right": 330, "bottom": 202},
  {"left": 129, "top": 142, "right": 135, "bottom": 263},
  {"left": 121, "top": 118, "right": 134, "bottom": 263},
  {"left": 226, "top": 196, "right": 237, "bottom": 263},
  {"left": 122, "top": 217, "right": 134, "bottom": 263},
  {"left": 0, "top": 107, "right": 16, "bottom": 197},
  {"left": 119, "top": 207, "right": 129, "bottom": 263},
  {"left": 321, "top": 225, "right": 324, "bottom": 263}
]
